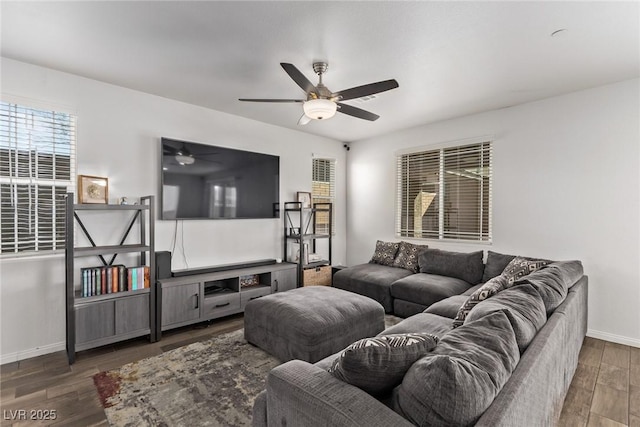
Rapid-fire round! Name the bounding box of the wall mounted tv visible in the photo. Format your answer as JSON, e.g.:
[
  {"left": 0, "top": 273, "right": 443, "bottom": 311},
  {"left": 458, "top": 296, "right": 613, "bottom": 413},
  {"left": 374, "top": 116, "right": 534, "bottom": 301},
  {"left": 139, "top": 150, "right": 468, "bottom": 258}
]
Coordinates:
[{"left": 160, "top": 138, "right": 279, "bottom": 220}]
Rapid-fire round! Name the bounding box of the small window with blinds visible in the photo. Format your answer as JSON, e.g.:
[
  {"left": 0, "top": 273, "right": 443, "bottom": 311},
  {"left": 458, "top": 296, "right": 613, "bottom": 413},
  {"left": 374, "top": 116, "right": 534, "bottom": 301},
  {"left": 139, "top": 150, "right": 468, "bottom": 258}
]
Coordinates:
[
  {"left": 312, "top": 158, "right": 335, "bottom": 235},
  {"left": 0, "top": 101, "right": 76, "bottom": 256},
  {"left": 396, "top": 141, "right": 492, "bottom": 242}
]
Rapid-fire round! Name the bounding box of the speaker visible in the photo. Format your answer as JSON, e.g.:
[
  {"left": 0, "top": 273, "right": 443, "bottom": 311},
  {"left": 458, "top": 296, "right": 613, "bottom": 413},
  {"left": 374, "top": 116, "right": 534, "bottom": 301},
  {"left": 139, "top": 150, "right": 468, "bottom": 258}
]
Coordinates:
[{"left": 156, "top": 251, "right": 172, "bottom": 280}]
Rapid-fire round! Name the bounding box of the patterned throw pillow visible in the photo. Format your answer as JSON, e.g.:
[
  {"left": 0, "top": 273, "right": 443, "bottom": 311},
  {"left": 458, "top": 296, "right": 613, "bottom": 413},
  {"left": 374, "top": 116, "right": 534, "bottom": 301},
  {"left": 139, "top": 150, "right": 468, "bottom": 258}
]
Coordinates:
[
  {"left": 392, "top": 241, "right": 428, "bottom": 273},
  {"left": 452, "top": 275, "right": 508, "bottom": 327},
  {"left": 501, "top": 256, "right": 550, "bottom": 285},
  {"left": 370, "top": 240, "right": 400, "bottom": 267},
  {"left": 328, "top": 333, "right": 439, "bottom": 395}
]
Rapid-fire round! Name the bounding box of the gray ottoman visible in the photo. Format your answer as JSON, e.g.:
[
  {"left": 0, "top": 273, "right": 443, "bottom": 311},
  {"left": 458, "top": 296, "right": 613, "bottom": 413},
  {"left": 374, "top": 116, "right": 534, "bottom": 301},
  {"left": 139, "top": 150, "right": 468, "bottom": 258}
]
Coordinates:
[{"left": 244, "top": 286, "right": 385, "bottom": 363}]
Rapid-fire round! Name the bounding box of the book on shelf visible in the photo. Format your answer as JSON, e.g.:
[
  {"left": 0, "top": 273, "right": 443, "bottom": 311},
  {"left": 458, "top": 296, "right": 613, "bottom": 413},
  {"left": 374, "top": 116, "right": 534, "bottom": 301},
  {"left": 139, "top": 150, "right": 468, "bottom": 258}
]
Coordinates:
[{"left": 119, "top": 266, "right": 126, "bottom": 292}]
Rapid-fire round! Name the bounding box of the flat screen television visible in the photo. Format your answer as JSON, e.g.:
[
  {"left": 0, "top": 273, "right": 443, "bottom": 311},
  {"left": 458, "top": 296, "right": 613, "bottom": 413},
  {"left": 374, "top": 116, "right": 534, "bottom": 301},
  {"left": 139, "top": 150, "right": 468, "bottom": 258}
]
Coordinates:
[{"left": 160, "top": 138, "right": 279, "bottom": 220}]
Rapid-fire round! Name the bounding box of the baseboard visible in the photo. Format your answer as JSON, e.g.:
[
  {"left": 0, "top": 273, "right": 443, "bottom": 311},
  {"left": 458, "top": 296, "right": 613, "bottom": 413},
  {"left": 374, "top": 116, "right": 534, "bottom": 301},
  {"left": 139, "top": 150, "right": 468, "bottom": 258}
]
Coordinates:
[
  {"left": 587, "top": 329, "right": 640, "bottom": 348},
  {"left": 0, "top": 341, "right": 66, "bottom": 365}
]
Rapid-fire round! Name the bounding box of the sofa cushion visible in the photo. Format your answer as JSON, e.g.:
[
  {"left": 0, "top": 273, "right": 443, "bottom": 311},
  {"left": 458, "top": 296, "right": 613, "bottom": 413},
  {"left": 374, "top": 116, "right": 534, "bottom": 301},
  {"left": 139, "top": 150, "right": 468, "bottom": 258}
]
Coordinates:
[
  {"left": 370, "top": 240, "right": 400, "bottom": 267},
  {"left": 381, "top": 313, "right": 454, "bottom": 338},
  {"left": 452, "top": 275, "right": 508, "bottom": 327},
  {"left": 423, "top": 295, "right": 468, "bottom": 319},
  {"left": 393, "top": 300, "right": 429, "bottom": 318},
  {"left": 514, "top": 261, "right": 583, "bottom": 314},
  {"left": 328, "top": 333, "right": 439, "bottom": 395},
  {"left": 465, "top": 283, "right": 547, "bottom": 352},
  {"left": 502, "top": 256, "right": 550, "bottom": 285},
  {"left": 392, "top": 241, "right": 428, "bottom": 273},
  {"left": 333, "top": 263, "right": 413, "bottom": 313},
  {"left": 482, "top": 250, "right": 517, "bottom": 282},
  {"left": 418, "top": 249, "right": 484, "bottom": 284},
  {"left": 394, "top": 311, "right": 520, "bottom": 427},
  {"left": 390, "top": 273, "right": 473, "bottom": 308},
  {"left": 462, "top": 283, "right": 483, "bottom": 296}
]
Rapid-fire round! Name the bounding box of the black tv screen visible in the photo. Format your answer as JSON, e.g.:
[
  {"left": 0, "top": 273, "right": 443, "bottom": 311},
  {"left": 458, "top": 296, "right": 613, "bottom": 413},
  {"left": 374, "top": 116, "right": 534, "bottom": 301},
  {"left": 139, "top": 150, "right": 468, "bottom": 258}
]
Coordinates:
[{"left": 160, "top": 138, "right": 279, "bottom": 220}]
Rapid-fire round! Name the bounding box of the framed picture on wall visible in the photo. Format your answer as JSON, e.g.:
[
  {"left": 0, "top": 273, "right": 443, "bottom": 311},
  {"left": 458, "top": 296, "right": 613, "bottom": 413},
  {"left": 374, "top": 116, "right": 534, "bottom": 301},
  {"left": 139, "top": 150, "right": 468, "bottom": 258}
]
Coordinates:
[
  {"left": 297, "top": 191, "right": 312, "bottom": 209},
  {"left": 78, "top": 175, "right": 109, "bottom": 204}
]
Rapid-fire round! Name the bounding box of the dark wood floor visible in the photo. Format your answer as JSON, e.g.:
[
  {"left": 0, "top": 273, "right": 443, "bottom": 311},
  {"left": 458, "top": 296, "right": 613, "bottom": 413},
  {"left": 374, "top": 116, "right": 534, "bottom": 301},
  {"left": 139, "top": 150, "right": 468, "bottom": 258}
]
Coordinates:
[
  {"left": 0, "top": 315, "right": 244, "bottom": 426},
  {"left": 1, "top": 316, "right": 638, "bottom": 426}
]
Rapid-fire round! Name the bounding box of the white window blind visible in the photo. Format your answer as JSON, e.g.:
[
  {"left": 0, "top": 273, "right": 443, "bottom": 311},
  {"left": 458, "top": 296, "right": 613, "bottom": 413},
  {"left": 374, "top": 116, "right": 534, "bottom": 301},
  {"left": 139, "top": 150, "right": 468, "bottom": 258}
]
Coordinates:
[
  {"left": 0, "top": 101, "right": 76, "bottom": 256},
  {"left": 312, "top": 158, "right": 335, "bottom": 235},
  {"left": 396, "top": 141, "right": 492, "bottom": 241}
]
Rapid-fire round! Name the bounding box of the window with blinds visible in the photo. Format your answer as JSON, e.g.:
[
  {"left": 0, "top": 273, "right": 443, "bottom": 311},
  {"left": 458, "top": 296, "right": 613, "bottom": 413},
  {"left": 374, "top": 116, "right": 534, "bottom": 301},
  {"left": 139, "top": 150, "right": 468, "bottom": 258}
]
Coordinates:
[
  {"left": 312, "top": 158, "right": 335, "bottom": 235},
  {"left": 396, "top": 141, "right": 492, "bottom": 241},
  {"left": 0, "top": 101, "right": 76, "bottom": 255}
]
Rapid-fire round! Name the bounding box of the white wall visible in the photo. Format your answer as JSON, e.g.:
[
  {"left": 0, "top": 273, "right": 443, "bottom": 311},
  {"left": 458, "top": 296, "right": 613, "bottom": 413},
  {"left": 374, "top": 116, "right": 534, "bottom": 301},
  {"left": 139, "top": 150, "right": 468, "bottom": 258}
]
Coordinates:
[
  {"left": 347, "top": 78, "right": 640, "bottom": 347},
  {"left": 0, "top": 58, "right": 347, "bottom": 363}
]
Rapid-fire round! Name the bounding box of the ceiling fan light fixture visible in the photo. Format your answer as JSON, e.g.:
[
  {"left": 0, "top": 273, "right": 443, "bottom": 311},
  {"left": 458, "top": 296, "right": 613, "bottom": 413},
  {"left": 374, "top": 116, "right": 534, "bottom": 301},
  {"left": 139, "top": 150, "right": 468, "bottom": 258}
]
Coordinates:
[
  {"left": 175, "top": 153, "right": 195, "bottom": 165},
  {"left": 303, "top": 99, "right": 337, "bottom": 120}
]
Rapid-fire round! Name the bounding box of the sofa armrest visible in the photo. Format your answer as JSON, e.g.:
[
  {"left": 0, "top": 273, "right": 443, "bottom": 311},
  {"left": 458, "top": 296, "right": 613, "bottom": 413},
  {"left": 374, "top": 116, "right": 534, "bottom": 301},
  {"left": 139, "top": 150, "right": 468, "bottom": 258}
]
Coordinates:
[{"left": 265, "top": 360, "right": 413, "bottom": 427}]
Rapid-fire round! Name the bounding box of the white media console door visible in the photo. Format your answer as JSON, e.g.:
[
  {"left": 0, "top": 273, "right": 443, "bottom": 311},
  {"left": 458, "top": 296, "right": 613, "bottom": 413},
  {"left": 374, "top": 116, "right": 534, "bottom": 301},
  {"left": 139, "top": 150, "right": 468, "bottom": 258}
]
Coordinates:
[{"left": 157, "top": 262, "right": 297, "bottom": 337}]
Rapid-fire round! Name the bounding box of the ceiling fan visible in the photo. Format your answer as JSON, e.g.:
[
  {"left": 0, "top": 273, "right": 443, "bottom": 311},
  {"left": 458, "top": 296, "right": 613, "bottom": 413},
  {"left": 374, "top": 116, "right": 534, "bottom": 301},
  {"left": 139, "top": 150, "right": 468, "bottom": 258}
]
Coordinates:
[{"left": 239, "top": 62, "right": 399, "bottom": 125}]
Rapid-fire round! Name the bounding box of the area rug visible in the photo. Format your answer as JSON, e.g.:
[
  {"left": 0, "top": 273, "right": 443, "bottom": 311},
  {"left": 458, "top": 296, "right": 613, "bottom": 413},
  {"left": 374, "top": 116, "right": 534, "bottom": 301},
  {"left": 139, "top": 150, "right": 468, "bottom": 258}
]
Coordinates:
[{"left": 94, "top": 315, "right": 402, "bottom": 426}]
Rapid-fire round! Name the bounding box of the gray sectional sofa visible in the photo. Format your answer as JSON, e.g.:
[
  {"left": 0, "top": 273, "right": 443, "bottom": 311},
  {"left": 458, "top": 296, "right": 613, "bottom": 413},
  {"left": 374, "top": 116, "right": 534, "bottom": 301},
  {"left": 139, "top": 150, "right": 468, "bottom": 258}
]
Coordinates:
[
  {"left": 334, "top": 246, "right": 496, "bottom": 317},
  {"left": 253, "top": 248, "right": 588, "bottom": 427}
]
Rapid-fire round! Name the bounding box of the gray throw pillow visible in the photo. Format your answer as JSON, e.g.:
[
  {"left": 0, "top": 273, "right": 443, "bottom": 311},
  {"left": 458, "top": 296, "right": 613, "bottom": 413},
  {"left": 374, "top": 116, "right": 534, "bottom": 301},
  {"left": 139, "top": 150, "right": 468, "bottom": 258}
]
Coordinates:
[
  {"left": 501, "top": 256, "right": 550, "bottom": 285},
  {"left": 328, "top": 333, "right": 438, "bottom": 395},
  {"left": 394, "top": 311, "right": 520, "bottom": 427},
  {"left": 370, "top": 240, "right": 400, "bottom": 267},
  {"left": 482, "top": 251, "right": 516, "bottom": 283},
  {"left": 392, "top": 241, "right": 428, "bottom": 273},
  {"left": 418, "top": 248, "right": 484, "bottom": 284},
  {"left": 465, "top": 283, "right": 547, "bottom": 353},
  {"left": 452, "top": 275, "right": 508, "bottom": 327}
]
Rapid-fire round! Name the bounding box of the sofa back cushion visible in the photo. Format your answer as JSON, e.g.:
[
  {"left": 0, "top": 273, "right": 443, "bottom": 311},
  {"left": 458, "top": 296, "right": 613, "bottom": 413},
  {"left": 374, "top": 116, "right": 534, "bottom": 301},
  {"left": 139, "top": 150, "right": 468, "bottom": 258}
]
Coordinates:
[
  {"left": 452, "top": 256, "right": 549, "bottom": 327},
  {"left": 328, "top": 333, "right": 439, "bottom": 395},
  {"left": 418, "top": 249, "right": 484, "bottom": 284},
  {"left": 482, "top": 251, "right": 516, "bottom": 282},
  {"left": 392, "top": 241, "right": 428, "bottom": 273},
  {"left": 465, "top": 283, "right": 547, "bottom": 353},
  {"left": 514, "top": 261, "right": 583, "bottom": 314},
  {"left": 370, "top": 240, "right": 400, "bottom": 266},
  {"left": 394, "top": 311, "right": 520, "bottom": 426}
]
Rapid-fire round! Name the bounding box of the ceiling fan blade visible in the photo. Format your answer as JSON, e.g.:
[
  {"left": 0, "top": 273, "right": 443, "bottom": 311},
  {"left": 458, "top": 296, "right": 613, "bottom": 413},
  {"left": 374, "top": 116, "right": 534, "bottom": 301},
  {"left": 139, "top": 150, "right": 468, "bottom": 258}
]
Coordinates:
[
  {"left": 239, "top": 98, "right": 304, "bottom": 103},
  {"left": 297, "top": 114, "right": 311, "bottom": 126},
  {"left": 280, "top": 63, "right": 317, "bottom": 94},
  {"left": 333, "top": 79, "right": 399, "bottom": 101},
  {"left": 337, "top": 103, "right": 380, "bottom": 121}
]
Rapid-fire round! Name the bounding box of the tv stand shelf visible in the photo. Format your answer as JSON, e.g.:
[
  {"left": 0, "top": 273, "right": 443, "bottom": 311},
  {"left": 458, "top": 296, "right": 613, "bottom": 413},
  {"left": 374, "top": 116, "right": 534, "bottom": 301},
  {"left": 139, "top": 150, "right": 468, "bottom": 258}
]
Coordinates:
[{"left": 157, "top": 262, "right": 297, "bottom": 338}]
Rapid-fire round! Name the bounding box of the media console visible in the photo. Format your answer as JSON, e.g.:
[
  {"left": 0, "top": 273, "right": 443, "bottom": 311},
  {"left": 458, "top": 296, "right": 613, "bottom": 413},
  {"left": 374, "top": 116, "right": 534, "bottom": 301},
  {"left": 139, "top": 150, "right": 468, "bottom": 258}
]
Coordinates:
[
  {"left": 171, "top": 258, "right": 278, "bottom": 277},
  {"left": 155, "top": 261, "right": 297, "bottom": 340}
]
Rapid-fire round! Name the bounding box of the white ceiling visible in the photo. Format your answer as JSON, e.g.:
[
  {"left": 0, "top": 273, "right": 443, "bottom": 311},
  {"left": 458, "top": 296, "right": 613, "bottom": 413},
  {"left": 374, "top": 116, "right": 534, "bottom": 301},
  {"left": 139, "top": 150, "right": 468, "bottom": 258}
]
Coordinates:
[{"left": 1, "top": 1, "right": 639, "bottom": 142}]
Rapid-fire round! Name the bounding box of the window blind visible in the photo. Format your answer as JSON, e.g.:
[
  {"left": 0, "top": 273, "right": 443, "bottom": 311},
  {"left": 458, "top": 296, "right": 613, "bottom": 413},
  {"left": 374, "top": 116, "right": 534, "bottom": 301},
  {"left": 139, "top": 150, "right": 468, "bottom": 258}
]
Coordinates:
[
  {"left": 396, "top": 141, "right": 492, "bottom": 241},
  {"left": 0, "top": 101, "right": 76, "bottom": 255},
  {"left": 312, "top": 158, "right": 335, "bottom": 235}
]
